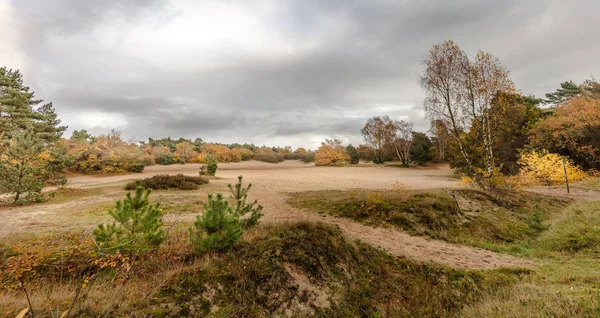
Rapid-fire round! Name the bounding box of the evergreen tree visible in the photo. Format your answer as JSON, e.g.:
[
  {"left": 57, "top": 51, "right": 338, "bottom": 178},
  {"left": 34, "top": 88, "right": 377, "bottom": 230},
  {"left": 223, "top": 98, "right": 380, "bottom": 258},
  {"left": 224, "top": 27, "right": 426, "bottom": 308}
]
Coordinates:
[
  {"left": 93, "top": 182, "right": 165, "bottom": 254},
  {"left": 346, "top": 144, "right": 360, "bottom": 164},
  {"left": 206, "top": 154, "right": 218, "bottom": 176},
  {"left": 0, "top": 67, "right": 66, "bottom": 142},
  {"left": 410, "top": 132, "right": 433, "bottom": 165},
  {"left": 190, "top": 193, "right": 243, "bottom": 253},
  {"left": 0, "top": 130, "right": 46, "bottom": 203},
  {"left": 544, "top": 81, "right": 582, "bottom": 105},
  {"left": 228, "top": 176, "right": 263, "bottom": 228}
]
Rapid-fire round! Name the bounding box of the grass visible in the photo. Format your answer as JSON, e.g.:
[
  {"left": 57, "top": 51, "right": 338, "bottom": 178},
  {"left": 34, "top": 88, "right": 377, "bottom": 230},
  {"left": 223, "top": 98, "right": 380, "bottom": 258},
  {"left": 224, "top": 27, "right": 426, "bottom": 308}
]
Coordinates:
[
  {"left": 287, "top": 188, "right": 570, "bottom": 254},
  {"left": 572, "top": 176, "right": 600, "bottom": 191},
  {"left": 459, "top": 200, "right": 600, "bottom": 317},
  {"left": 0, "top": 222, "right": 518, "bottom": 317}
]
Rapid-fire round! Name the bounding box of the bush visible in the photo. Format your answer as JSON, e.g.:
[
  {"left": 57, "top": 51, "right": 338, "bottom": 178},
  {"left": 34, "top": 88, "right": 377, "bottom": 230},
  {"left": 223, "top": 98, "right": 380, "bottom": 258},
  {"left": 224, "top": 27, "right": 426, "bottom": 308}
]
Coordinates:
[
  {"left": 93, "top": 182, "right": 164, "bottom": 254},
  {"left": 190, "top": 193, "right": 243, "bottom": 253},
  {"left": 301, "top": 151, "right": 315, "bottom": 163},
  {"left": 190, "top": 176, "right": 262, "bottom": 253},
  {"left": 518, "top": 151, "right": 587, "bottom": 185},
  {"left": 125, "top": 174, "right": 208, "bottom": 190},
  {"left": 206, "top": 154, "right": 218, "bottom": 176},
  {"left": 315, "top": 142, "right": 349, "bottom": 166},
  {"left": 254, "top": 148, "right": 285, "bottom": 163},
  {"left": 346, "top": 145, "right": 360, "bottom": 164}
]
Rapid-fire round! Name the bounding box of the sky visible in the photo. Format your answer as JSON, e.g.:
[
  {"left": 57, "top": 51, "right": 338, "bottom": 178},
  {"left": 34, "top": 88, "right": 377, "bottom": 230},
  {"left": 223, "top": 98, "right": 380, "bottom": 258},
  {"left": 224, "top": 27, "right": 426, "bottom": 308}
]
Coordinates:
[{"left": 1, "top": 0, "right": 599, "bottom": 149}]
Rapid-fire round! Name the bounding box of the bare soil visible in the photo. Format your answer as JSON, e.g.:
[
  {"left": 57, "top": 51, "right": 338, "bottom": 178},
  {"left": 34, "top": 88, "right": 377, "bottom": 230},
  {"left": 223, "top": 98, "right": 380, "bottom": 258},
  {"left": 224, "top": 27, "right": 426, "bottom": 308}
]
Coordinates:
[{"left": 0, "top": 161, "right": 531, "bottom": 270}]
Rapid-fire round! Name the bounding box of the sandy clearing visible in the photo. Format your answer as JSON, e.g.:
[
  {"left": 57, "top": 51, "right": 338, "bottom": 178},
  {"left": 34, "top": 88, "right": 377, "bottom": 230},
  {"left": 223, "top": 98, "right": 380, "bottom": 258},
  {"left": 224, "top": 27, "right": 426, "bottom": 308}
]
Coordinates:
[{"left": 0, "top": 161, "right": 531, "bottom": 270}]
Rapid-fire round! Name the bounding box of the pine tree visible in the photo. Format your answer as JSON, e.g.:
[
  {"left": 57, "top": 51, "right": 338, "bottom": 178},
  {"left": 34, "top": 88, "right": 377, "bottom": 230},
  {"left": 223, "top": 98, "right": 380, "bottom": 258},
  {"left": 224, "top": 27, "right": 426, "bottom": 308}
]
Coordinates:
[
  {"left": 544, "top": 81, "right": 582, "bottom": 105},
  {"left": 0, "top": 67, "right": 66, "bottom": 142},
  {"left": 228, "top": 176, "right": 264, "bottom": 228},
  {"left": 190, "top": 193, "right": 243, "bottom": 253},
  {"left": 93, "top": 182, "right": 165, "bottom": 254},
  {"left": 0, "top": 130, "right": 46, "bottom": 203},
  {"left": 206, "top": 154, "right": 218, "bottom": 176},
  {"left": 346, "top": 144, "right": 360, "bottom": 164}
]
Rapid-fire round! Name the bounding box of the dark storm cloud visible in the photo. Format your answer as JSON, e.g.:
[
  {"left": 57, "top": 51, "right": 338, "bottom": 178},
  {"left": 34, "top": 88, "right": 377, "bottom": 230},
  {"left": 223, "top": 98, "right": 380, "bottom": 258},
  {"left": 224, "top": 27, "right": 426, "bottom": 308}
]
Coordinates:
[{"left": 3, "top": 0, "right": 599, "bottom": 148}]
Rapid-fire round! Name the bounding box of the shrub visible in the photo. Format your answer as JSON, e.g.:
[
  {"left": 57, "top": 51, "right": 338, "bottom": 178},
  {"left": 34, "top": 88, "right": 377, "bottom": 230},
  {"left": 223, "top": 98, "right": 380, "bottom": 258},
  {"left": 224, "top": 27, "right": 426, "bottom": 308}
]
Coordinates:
[
  {"left": 206, "top": 154, "right": 218, "bottom": 176},
  {"left": 346, "top": 144, "right": 360, "bottom": 164},
  {"left": 315, "top": 141, "right": 349, "bottom": 166},
  {"left": 125, "top": 174, "right": 208, "bottom": 190},
  {"left": 518, "top": 151, "right": 587, "bottom": 185},
  {"left": 190, "top": 176, "right": 262, "bottom": 253},
  {"left": 93, "top": 182, "right": 165, "bottom": 254},
  {"left": 254, "top": 148, "right": 285, "bottom": 163},
  {"left": 301, "top": 151, "right": 315, "bottom": 163}
]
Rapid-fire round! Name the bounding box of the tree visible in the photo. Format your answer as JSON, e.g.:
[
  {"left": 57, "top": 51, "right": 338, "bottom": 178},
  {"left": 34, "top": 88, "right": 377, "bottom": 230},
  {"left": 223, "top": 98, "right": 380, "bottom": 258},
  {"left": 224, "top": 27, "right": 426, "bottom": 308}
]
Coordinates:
[
  {"left": 93, "top": 182, "right": 165, "bottom": 254},
  {"left": 420, "top": 41, "right": 475, "bottom": 175},
  {"left": 489, "top": 92, "right": 542, "bottom": 174},
  {"left": 70, "top": 129, "right": 94, "bottom": 143},
  {"left": 346, "top": 144, "right": 360, "bottom": 164},
  {"left": 390, "top": 120, "right": 413, "bottom": 166},
  {"left": 315, "top": 139, "right": 349, "bottom": 166},
  {"left": 190, "top": 176, "right": 262, "bottom": 253},
  {"left": 420, "top": 41, "right": 516, "bottom": 186},
  {"left": 205, "top": 154, "right": 218, "bottom": 176},
  {"left": 361, "top": 116, "right": 395, "bottom": 164},
  {"left": 228, "top": 176, "right": 263, "bottom": 228},
  {"left": 544, "top": 81, "right": 582, "bottom": 105},
  {"left": 0, "top": 130, "right": 46, "bottom": 203},
  {"left": 429, "top": 120, "right": 450, "bottom": 162},
  {"left": 528, "top": 97, "right": 600, "bottom": 170},
  {"left": 410, "top": 132, "right": 433, "bottom": 165},
  {"left": 0, "top": 67, "right": 66, "bottom": 142},
  {"left": 175, "top": 141, "right": 193, "bottom": 163}
]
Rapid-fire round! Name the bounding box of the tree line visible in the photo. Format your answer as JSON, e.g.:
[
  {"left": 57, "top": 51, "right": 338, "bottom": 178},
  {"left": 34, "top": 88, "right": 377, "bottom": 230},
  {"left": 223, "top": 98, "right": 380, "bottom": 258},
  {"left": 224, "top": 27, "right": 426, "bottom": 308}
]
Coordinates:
[{"left": 1, "top": 40, "right": 598, "bottom": 202}]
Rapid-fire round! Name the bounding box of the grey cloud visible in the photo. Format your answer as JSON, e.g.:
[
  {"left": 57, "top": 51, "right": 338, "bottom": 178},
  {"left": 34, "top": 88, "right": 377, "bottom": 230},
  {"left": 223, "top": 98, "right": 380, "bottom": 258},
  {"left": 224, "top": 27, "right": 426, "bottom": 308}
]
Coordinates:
[{"left": 4, "top": 0, "right": 600, "bottom": 148}]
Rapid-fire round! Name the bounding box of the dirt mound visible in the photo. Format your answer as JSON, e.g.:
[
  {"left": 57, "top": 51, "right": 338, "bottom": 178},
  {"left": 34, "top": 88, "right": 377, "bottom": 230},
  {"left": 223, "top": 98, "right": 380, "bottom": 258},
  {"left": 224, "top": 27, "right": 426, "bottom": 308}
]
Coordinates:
[{"left": 149, "top": 222, "right": 515, "bottom": 317}]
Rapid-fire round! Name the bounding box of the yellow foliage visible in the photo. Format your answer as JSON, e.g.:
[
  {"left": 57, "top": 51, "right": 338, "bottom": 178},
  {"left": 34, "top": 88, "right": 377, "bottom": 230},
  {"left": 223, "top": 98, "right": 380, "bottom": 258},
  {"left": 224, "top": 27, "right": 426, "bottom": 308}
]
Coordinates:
[
  {"left": 315, "top": 143, "right": 349, "bottom": 166},
  {"left": 518, "top": 151, "right": 587, "bottom": 185},
  {"left": 460, "top": 175, "right": 475, "bottom": 186}
]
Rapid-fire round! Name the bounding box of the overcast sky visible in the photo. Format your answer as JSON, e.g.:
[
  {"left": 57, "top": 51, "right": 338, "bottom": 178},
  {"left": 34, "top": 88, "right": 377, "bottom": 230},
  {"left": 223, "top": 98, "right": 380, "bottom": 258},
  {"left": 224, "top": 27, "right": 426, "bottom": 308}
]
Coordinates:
[{"left": 1, "top": 0, "right": 598, "bottom": 149}]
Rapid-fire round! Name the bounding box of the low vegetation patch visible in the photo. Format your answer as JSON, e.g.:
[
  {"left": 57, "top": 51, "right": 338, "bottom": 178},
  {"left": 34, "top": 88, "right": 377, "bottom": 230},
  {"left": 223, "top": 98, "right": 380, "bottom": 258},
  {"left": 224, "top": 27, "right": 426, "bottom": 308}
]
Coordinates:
[
  {"left": 0, "top": 223, "right": 518, "bottom": 317},
  {"left": 125, "top": 174, "right": 208, "bottom": 190},
  {"left": 152, "top": 223, "right": 517, "bottom": 317},
  {"left": 287, "top": 189, "right": 569, "bottom": 253}
]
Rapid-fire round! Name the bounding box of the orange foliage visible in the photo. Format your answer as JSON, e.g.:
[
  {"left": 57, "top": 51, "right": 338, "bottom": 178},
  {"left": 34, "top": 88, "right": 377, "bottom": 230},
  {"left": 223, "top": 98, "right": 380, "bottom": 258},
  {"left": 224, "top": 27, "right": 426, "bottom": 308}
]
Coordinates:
[
  {"left": 315, "top": 142, "right": 349, "bottom": 166},
  {"left": 529, "top": 97, "right": 600, "bottom": 170}
]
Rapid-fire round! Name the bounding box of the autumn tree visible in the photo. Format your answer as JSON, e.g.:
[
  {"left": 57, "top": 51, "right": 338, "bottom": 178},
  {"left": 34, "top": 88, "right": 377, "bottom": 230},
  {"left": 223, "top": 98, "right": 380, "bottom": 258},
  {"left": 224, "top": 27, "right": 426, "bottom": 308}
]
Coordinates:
[
  {"left": 361, "top": 116, "right": 395, "bottom": 164},
  {"left": 429, "top": 120, "right": 450, "bottom": 162},
  {"left": 420, "top": 41, "right": 475, "bottom": 175},
  {"left": 421, "top": 41, "right": 516, "bottom": 186},
  {"left": 390, "top": 120, "right": 413, "bottom": 166},
  {"left": 175, "top": 141, "right": 194, "bottom": 163},
  {"left": 315, "top": 139, "right": 349, "bottom": 166},
  {"left": 528, "top": 96, "right": 600, "bottom": 170}
]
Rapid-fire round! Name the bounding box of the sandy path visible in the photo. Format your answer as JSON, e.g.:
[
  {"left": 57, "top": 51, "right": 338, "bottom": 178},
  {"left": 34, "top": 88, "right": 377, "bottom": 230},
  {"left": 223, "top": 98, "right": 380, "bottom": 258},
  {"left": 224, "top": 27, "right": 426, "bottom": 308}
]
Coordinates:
[{"left": 0, "top": 161, "right": 531, "bottom": 270}]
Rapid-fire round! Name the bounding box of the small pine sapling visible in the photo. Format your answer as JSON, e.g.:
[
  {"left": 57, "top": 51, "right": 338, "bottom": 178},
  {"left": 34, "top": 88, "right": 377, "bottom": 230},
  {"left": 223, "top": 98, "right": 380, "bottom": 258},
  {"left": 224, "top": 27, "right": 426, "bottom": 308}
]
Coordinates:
[
  {"left": 228, "top": 175, "right": 264, "bottom": 228},
  {"left": 190, "top": 193, "right": 243, "bottom": 253},
  {"left": 93, "top": 181, "right": 164, "bottom": 254},
  {"left": 206, "top": 154, "right": 218, "bottom": 176}
]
